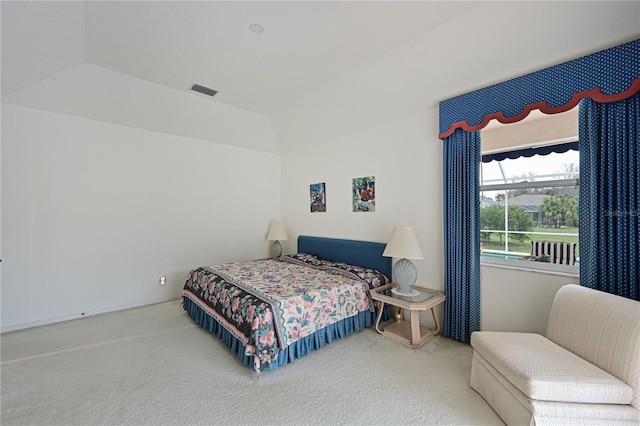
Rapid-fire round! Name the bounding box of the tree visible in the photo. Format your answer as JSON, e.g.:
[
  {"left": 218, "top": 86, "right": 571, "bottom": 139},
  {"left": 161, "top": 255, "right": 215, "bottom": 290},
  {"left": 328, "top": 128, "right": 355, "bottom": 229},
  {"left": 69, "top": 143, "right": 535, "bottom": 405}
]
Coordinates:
[
  {"left": 481, "top": 205, "right": 535, "bottom": 244},
  {"left": 560, "top": 162, "right": 579, "bottom": 179},
  {"left": 564, "top": 196, "right": 579, "bottom": 226},
  {"left": 539, "top": 195, "right": 578, "bottom": 227},
  {"left": 509, "top": 172, "right": 537, "bottom": 197},
  {"left": 540, "top": 196, "right": 562, "bottom": 227},
  {"left": 507, "top": 205, "right": 535, "bottom": 243},
  {"left": 481, "top": 205, "right": 505, "bottom": 242}
]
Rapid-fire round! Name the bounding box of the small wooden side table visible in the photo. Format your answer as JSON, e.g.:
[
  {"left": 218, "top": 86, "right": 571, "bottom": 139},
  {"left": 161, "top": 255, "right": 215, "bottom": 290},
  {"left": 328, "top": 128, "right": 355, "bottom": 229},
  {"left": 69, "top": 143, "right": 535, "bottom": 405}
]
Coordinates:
[{"left": 370, "top": 283, "right": 445, "bottom": 348}]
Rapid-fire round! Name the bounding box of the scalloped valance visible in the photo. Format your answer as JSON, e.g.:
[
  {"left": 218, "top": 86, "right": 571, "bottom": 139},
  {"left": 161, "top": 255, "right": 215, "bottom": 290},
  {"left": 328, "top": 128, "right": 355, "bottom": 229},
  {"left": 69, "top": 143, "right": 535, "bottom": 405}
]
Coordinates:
[{"left": 439, "top": 39, "right": 640, "bottom": 139}]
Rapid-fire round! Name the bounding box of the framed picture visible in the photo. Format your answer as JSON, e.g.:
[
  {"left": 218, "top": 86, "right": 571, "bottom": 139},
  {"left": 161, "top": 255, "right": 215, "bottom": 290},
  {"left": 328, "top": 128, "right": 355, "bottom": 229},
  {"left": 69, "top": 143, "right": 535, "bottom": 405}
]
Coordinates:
[
  {"left": 352, "top": 176, "right": 375, "bottom": 212},
  {"left": 310, "top": 182, "right": 326, "bottom": 212}
]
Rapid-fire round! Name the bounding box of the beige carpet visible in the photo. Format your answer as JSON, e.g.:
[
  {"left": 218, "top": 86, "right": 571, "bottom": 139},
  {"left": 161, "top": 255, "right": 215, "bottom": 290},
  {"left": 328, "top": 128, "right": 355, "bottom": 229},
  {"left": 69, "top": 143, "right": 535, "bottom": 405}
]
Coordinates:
[{"left": 1, "top": 300, "right": 503, "bottom": 425}]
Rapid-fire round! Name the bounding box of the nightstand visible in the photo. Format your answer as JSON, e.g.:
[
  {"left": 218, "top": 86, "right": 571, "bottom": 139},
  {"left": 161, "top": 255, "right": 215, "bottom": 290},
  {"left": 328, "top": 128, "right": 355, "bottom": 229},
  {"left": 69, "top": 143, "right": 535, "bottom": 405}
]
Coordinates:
[{"left": 369, "top": 283, "right": 445, "bottom": 348}]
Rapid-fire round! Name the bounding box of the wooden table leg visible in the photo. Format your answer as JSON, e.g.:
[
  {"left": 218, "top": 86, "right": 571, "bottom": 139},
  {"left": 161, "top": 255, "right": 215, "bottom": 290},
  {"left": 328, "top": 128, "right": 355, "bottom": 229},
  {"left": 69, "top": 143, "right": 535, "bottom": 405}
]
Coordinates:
[
  {"left": 374, "top": 301, "right": 385, "bottom": 334},
  {"left": 430, "top": 307, "right": 440, "bottom": 334},
  {"left": 410, "top": 310, "right": 421, "bottom": 346}
]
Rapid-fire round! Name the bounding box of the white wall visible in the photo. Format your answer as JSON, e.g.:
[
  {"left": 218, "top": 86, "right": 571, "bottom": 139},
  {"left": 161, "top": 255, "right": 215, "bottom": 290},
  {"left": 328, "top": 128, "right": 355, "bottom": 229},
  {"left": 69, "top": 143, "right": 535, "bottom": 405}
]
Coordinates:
[
  {"left": 281, "top": 107, "right": 583, "bottom": 333},
  {"left": 3, "top": 100, "right": 577, "bottom": 335},
  {"left": 3, "top": 64, "right": 281, "bottom": 154},
  {"left": 273, "top": 1, "right": 640, "bottom": 154},
  {"left": 281, "top": 108, "right": 445, "bottom": 327},
  {"left": 1, "top": 104, "right": 281, "bottom": 331},
  {"left": 481, "top": 265, "right": 579, "bottom": 335}
]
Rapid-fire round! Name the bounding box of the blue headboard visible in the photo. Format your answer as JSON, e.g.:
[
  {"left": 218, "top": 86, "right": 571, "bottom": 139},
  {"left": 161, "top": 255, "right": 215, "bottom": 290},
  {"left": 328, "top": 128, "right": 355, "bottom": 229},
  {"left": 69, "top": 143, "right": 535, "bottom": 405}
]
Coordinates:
[{"left": 297, "top": 235, "right": 391, "bottom": 280}]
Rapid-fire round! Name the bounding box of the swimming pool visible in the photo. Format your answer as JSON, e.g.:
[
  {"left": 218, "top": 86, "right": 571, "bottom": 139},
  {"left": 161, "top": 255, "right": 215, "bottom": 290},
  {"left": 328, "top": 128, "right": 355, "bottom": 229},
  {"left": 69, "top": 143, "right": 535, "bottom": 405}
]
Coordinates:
[{"left": 481, "top": 252, "right": 525, "bottom": 261}]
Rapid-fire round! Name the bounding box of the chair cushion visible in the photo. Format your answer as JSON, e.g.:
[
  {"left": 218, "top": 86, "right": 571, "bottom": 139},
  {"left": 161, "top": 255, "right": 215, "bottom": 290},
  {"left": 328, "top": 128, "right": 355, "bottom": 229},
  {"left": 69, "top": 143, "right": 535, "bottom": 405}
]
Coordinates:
[
  {"left": 471, "top": 331, "right": 633, "bottom": 404},
  {"left": 546, "top": 284, "right": 640, "bottom": 409}
]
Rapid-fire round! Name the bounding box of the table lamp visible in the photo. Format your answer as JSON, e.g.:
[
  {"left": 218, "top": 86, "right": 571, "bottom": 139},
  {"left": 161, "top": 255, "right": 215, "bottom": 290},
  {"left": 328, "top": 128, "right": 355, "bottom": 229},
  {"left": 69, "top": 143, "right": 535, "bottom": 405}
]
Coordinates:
[
  {"left": 266, "top": 222, "right": 288, "bottom": 260},
  {"left": 382, "top": 226, "right": 424, "bottom": 296}
]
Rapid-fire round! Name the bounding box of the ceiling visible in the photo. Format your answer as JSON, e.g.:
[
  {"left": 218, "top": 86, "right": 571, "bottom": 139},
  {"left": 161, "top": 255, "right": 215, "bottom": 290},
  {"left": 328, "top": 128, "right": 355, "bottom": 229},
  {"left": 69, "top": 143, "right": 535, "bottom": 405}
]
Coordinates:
[
  {"left": 2, "top": 1, "right": 639, "bottom": 154},
  {"left": 1, "top": 1, "right": 474, "bottom": 114}
]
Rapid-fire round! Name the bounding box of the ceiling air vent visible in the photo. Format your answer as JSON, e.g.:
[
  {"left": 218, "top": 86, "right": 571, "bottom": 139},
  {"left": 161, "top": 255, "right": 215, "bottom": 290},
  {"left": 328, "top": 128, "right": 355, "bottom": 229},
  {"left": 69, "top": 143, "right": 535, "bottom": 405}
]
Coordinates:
[{"left": 190, "top": 83, "right": 218, "bottom": 97}]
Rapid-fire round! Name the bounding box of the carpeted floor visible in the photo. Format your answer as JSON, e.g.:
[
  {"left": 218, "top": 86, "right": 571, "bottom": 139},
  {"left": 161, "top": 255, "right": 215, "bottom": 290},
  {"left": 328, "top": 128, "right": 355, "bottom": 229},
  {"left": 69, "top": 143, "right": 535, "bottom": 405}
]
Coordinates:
[{"left": 1, "top": 300, "right": 503, "bottom": 425}]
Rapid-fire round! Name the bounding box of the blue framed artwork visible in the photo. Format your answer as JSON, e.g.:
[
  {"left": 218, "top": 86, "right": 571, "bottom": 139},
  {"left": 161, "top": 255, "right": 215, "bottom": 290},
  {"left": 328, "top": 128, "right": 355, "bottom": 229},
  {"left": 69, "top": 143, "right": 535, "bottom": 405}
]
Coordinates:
[
  {"left": 352, "top": 176, "right": 375, "bottom": 212},
  {"left": 310, "top": 182, "right": 326, "bottom": 212}
]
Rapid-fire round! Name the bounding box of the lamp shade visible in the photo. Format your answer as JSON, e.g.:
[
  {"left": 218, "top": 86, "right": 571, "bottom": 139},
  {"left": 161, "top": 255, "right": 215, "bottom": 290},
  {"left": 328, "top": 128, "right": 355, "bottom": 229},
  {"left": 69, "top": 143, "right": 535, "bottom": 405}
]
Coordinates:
[
  {"left": 382, "top": 226, "right": 424, "bottom": 260},
  {"left": 266, "top": 222, "right": 288, "bottom": 241}
]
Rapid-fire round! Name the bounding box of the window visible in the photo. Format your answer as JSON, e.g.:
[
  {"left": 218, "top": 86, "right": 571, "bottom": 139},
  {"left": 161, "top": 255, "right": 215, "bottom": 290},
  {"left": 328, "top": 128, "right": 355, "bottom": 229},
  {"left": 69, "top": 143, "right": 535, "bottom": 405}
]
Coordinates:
[
  {"left": 480, "top": 110, "right": 579, "bottom": 272},
  {"left": 480, "top": 108, "right": 580, "bottom": 275}
]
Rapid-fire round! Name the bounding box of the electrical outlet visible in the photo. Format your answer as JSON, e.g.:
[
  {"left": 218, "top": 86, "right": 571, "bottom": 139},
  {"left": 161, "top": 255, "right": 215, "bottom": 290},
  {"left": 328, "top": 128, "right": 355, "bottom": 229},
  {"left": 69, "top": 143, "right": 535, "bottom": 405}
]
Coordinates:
[{"left": 159, "top": 276, "right": 166, "bottom": 286}]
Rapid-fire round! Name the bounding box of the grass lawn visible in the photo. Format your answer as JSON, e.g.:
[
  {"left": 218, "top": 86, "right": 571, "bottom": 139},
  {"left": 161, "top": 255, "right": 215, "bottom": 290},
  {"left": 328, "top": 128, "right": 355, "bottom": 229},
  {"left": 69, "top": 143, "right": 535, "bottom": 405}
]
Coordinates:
[{"left": 482, "top": 227, "right": 579, "bottom": 255}]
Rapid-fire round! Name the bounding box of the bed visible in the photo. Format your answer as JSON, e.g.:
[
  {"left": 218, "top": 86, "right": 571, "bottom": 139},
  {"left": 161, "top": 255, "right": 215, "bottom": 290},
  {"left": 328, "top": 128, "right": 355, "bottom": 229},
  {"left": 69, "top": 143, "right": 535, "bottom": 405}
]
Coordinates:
[{"left": 181, "top": 235, "right": 391, "bottom": 375}]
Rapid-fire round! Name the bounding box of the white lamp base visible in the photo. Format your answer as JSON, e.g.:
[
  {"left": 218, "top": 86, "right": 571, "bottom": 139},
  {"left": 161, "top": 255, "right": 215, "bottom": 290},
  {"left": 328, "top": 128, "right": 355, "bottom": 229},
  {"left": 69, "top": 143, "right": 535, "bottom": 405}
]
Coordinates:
[
  {"left": 391, "top": 287, "right": 420, "bottom": 297},
  {"left": 392, "top": 258, "right": 418, "bottom": 296},
  {"left": 270, "top": 240, "right": 283, "bottom": 260}
]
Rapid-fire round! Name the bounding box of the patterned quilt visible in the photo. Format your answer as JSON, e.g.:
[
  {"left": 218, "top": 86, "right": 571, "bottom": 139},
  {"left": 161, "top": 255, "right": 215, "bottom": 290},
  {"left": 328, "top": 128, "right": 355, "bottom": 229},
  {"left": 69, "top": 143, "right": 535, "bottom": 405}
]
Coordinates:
[{"left": 181, "top": 253, "right": 389, "bottom": 374}]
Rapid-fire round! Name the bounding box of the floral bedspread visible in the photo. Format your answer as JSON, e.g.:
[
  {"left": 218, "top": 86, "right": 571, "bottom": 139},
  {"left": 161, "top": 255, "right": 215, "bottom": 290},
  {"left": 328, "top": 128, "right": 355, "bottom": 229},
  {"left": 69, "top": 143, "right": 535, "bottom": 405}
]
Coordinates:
[{"left": 181, "top": 254, "right": 388, "bottom": 374}]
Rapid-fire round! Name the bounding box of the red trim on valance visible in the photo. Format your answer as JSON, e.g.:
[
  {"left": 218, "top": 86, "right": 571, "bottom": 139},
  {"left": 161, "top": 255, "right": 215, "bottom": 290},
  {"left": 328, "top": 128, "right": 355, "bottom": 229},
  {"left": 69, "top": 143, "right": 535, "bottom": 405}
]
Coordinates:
[{"left": 438, "top": 78, "right": 640, "bottom": 139}]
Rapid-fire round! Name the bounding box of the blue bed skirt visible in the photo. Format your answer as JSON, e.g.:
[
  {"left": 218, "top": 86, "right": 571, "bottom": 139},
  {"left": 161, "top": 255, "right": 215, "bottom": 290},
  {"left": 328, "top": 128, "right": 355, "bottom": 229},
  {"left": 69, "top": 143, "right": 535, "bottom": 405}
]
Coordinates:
[{"left": 182, "top": 297, "right": 379, "bottom": 371}]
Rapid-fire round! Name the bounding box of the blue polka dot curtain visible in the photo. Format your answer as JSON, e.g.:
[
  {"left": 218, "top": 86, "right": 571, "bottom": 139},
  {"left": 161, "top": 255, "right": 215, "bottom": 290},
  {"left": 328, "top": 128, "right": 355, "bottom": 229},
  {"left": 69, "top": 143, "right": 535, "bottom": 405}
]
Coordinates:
[
  {"left": 578, "top": 94, "right": 639, "bottom": 300},
  {"left": 443, "top": 129, "right": 481, "bottom": 342},
  {"left": 439, "top": 40, "right": 639, "bottom": 341},
  {"left": 439, "top": 40, "right": 639, "bottom": 138}
]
